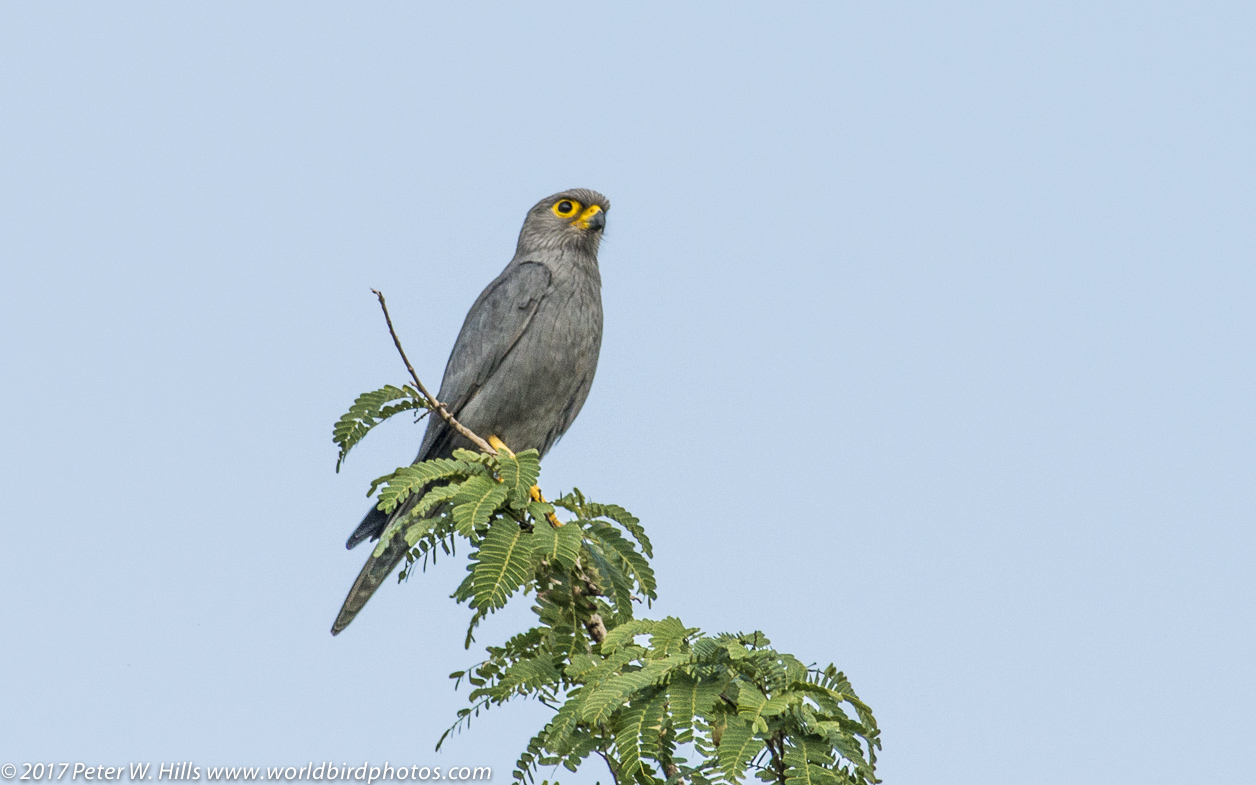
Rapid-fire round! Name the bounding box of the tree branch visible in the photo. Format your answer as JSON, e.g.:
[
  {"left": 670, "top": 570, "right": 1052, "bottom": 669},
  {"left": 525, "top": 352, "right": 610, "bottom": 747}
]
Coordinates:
[
  {"left": 586, "top": 613, "right": 608, "bottom": 644},
  {"left": 769, "top": 733, "right": 787, "bottom": 785},
  {"left": 596, "top": 749, "right": 621, "bottom": 785},
  {"left": 371, "top": 288, "right": 496, "bottom": 455}
]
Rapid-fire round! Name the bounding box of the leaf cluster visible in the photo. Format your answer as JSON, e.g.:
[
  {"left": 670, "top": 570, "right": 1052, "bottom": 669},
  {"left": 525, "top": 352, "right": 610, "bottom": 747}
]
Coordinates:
[
  {"left": 452, "top": 617, "right": 879, "bottom": 785},
  {"left": 333, "top": 384, "right": 430, "bottom": 471},
  {"left": 335, "top": 388, "right": 880, "bottom": 785}
]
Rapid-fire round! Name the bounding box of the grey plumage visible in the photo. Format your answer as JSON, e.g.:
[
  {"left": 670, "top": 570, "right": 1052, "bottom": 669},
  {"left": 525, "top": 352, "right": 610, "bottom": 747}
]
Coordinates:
[{"left": 332, "top": 188, "right": 609, "bottom": 635}]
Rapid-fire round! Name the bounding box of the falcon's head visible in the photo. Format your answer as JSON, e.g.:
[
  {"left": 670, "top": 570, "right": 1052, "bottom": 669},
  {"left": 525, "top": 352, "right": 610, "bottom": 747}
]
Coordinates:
[{"left": 516, "top": 188, "right": 610, "bottom": 256}]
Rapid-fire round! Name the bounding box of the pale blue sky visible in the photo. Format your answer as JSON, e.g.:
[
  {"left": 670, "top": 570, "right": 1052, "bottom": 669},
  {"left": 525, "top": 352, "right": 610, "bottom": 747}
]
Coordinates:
[{"left": 2, "top": 4, "right": 1253, "bottom": 784}]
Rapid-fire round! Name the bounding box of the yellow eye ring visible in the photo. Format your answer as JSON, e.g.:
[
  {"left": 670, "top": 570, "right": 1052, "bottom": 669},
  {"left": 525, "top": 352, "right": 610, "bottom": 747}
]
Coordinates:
[{"left": 552, "top": 199, "right": 581, "bottom": 218}]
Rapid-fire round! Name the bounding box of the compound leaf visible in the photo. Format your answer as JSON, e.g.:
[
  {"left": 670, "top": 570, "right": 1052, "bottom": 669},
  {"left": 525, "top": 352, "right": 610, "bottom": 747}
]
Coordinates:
[
  {"left": 715, "top": 717, "right": 764, "bottom": 784},
  {"left": 530, "top": 518, "right": 582, "bottom": 569},
  {"left": 468, "top": 519, "right": 533, "bottom": 612},
  {"left": 498, "top": 448, "right": 542, "bottom": 508},
  {"left": 333, "top": 385, "right": 427, "bottom": 471},
  {"left": 451, "top": 475, "right": 509, "bottom": 536}
]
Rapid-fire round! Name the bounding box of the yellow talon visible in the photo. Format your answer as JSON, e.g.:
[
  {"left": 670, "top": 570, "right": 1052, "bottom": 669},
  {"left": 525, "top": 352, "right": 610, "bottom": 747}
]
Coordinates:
[
  {"left": 530, "top": 485, "right": 563, "bottom": 528},
  {"left": 489, "top": 438, "right": 561, "bottom": 528},
  {"left": 487, "top": 435, "right": 513, "bottom": 456}
]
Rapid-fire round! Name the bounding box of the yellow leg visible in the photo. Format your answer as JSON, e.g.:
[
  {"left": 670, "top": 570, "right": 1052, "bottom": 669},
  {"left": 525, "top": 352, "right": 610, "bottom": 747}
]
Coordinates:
[
  {"left": 530, "top": 485, "right": 563, "bottom": 529},
  {"left": 489, "top": 436, "right": 561, "bottom": 528}
]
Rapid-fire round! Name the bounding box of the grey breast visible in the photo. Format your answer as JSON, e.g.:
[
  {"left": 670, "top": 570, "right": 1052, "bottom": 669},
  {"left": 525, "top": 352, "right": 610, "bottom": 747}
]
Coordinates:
[{"left": 449, "top": 249, "right": 603, "bottom": 458}]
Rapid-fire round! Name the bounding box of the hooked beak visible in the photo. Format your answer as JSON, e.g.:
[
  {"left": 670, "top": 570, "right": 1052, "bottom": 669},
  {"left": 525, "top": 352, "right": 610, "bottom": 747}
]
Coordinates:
[{"left": 576, "top": 205, "right": 606, "bottom": 232}]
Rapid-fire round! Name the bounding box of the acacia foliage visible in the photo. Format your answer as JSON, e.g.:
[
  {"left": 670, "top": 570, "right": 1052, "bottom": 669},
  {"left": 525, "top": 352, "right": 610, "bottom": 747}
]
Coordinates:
[{"left": 336, "top": 387, "right": 881, "bottom": 785}]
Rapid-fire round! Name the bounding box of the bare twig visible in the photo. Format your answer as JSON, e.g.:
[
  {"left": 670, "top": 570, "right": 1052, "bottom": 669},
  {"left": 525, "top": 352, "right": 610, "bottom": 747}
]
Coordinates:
[
  {"left": 371, "top": 288, "right": 496, "bottom": 455},
  {"left": 769, "top": 733, "right": 788, "bottom": 785},
  {"left": 596, "top": 750, "right": 621, "bottom": 785}
]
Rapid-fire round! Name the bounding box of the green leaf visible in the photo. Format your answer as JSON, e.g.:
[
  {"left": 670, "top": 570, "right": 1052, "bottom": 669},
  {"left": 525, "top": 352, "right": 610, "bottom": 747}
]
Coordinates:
[
  {"left": 580, "top": 656, "right": 686, "bottom": 725},
  {"left": 451, "top": 475, "right": 510, "bottom": 536},
  {"left": 564, "top": 654, "right": 599, "bottom": 680},
  {"left": 692, "top": 637, "right": 733, "bottom": 664},
  {"left": 782, "top": 737, "right": 840, "bottom": 785},
  {"left": 564, "top": 647, "right": 645, "bottom": 723},
  {"left": 333, "top": 385, "right": 427, "bottom": 471},
  {"left": 400, "top": 514, "right": 441, "bottom": 548},
  {"left": 666, "top": 673, "right": 721, "bottom": 743},
  {"left": 538, "top": 694, "right": 583, "bottom": 756},
  {"left": 490, "top": 657, "right": 562, "bottom": 696},
  {"left": 497, "top": 448, "right": 542, "bottom": 508},
  {"left": 715, "top": 717, "right": 764, "bottom": 785},
  {"left": 527, "top": 499, "right": 556, "bottom": 523},
  {"left": 760, "top": 690, "right": 802, "bottom": 718},
  {"left": 815, "top": 723, "right": 874, "bottom": 780},
  {"left": 613, "top": 688, "right": 668, "bottom": 784},
  {"left": 529, "top": 518, "right": 583, "bottom": 569},
  {"left": 600, "top": 619, "right": 656, "bottom": 655},
  {"left": 551, "top": 488, "right": 586, "bottom": 516},
  {"left": 734, "top": 685, "right": 770, "bottom": 734},
  {"left": 585, "top": 502, "right": 652, "bottom": 558},
  {"left": 584, "top": 540, "right": 636, "bottom": 623},
  {"left": 410, "top": 482, "right": 460, "bottom": 519},
  {"left": 372, "top": 484, "right": 458, "bottom": 556},
  {"left": 468, "top": 520, "right": 534, "bottom": 612},
  {"left": 647, "top": 617, "right": 695, "bottom": 657},
  {"left": 452, "top": 448, "right": 498, "bottom": 467},
  {"left": 452, "top": 569, "right": 475, "bottom": 604},
  {"left": 373, "top": 458, "right": 481, "bottom": 512},
  {"left": 586, "top": 521, "right": 657, "bottom": 602}
]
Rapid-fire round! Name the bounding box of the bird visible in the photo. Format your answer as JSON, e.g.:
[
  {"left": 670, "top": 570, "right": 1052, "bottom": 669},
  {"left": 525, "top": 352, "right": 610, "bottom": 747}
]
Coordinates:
[{"left": 332, "top": 188, "right": 609, "bottom": 635}]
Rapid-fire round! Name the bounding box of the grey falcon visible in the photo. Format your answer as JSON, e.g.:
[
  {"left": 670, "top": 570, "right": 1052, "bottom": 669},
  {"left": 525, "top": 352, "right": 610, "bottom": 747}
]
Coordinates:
[{"left": 332, "top": 188, "right": 609, "bottom": 635}]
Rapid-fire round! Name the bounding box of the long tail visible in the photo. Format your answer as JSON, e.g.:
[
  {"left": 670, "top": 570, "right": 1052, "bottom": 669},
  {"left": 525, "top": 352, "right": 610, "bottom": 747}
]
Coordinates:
[{"left": 330, "top": 534, "right": 410, "bottom": 635}]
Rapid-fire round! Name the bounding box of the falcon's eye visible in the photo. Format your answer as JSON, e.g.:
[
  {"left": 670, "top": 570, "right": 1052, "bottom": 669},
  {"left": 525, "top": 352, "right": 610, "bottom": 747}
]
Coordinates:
[{"left": 552, "top": 199, "right": 580, "bottom": 218}]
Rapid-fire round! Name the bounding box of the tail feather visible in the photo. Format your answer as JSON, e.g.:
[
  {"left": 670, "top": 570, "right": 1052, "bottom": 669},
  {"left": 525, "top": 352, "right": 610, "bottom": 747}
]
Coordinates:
[
  {"left": 330, "top": 534, "right": 410, "bottom": 635},
  {"left": 346, "top": 504, "right": 389, "bottom": 550},
  {"left": 335, "top": 488, "right": 441, "bottom": 635}
]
